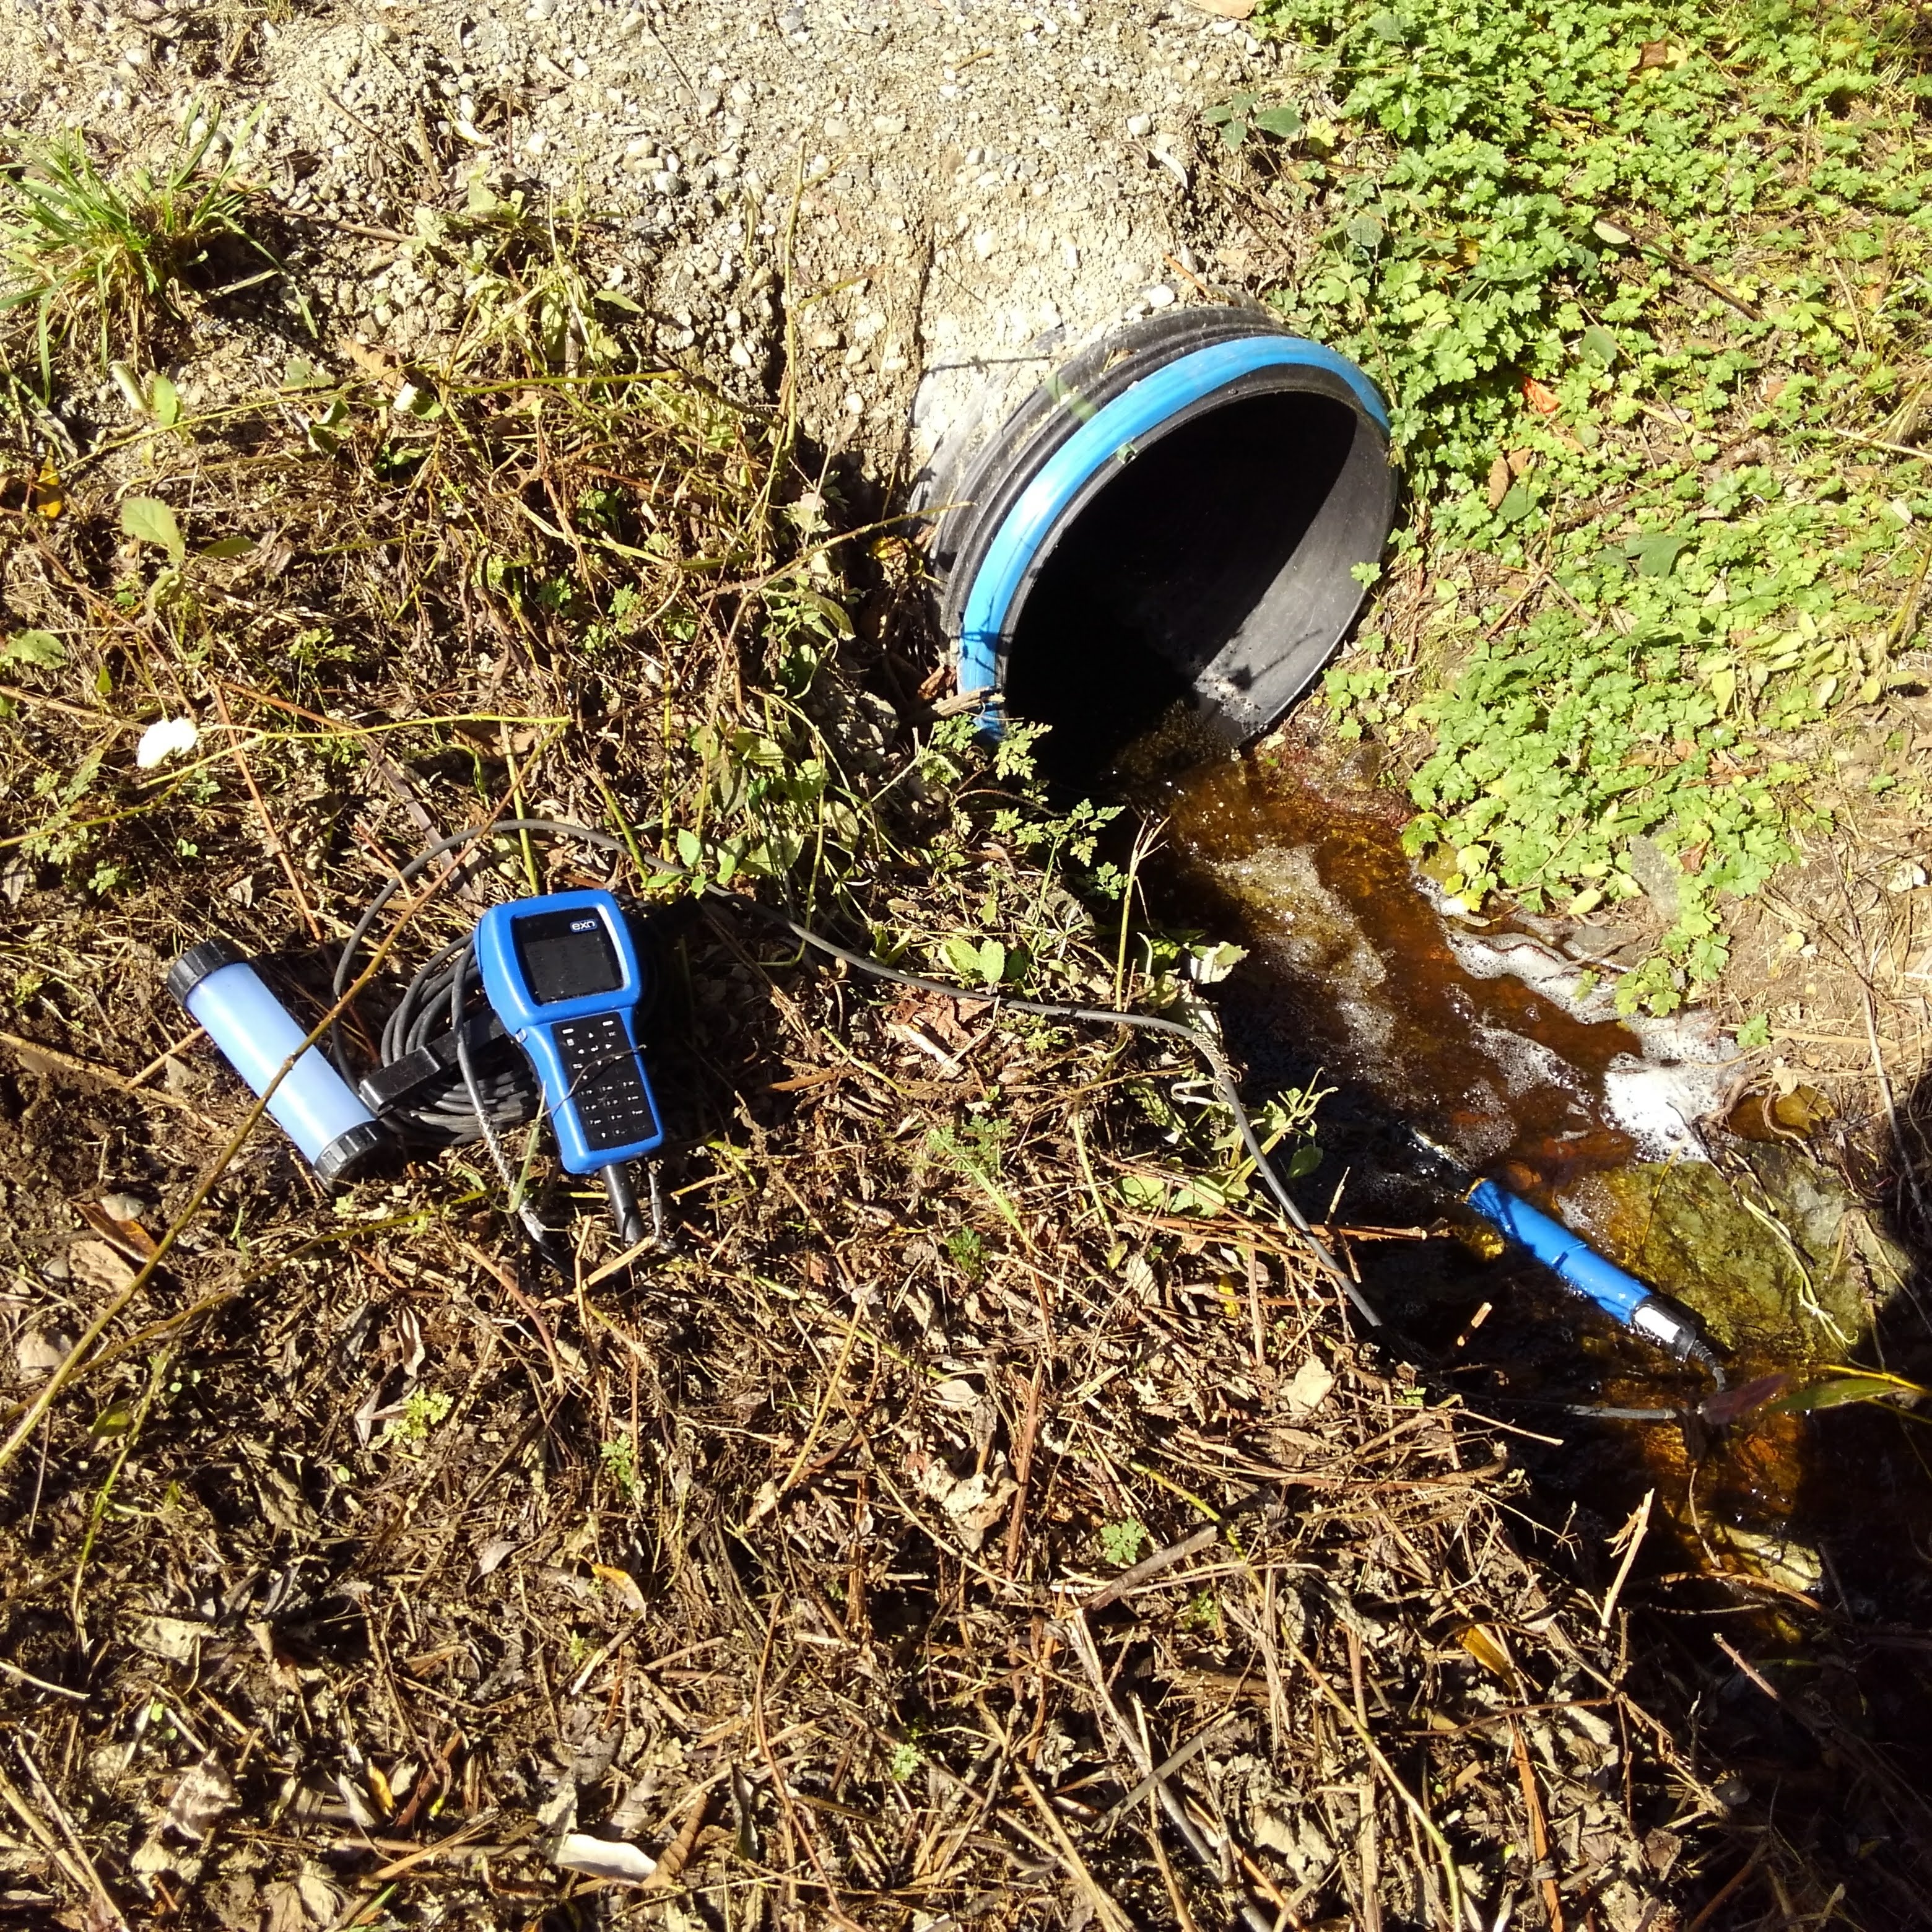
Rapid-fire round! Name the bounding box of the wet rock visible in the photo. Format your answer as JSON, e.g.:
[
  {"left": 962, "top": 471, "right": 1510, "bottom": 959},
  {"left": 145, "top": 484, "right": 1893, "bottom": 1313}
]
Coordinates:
[
  {"left": 1725, "top": 1084, "right": 1832, "bottom": 1142},
  {"left": 1562, "top": 1147, "right": 1893, "bottom": 1357}
]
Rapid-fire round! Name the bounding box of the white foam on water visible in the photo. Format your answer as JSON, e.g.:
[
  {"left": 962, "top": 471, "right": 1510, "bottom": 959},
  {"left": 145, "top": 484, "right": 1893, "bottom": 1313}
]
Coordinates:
[
  {"left": 1424, "top": 881, "right": 1738, "bottom": 1162},
  {"left": 1601, "top": 1056, "right": 1728, "bottom": 1160},
  {"left": 1468, "top": 1019, "right": 1591, "bottom": 1102}
]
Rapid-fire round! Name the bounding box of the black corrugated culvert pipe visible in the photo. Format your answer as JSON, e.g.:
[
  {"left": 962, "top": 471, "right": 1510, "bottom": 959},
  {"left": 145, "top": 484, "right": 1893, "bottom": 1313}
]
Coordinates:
[{"left": 918, "top": 307, "right": 1398, "bottom": 780}]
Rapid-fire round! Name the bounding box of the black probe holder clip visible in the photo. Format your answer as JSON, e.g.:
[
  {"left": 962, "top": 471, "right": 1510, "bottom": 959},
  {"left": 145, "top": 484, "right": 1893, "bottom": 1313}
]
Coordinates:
[{"left": 355, "top": 1009, "right": 523, "bottom": 1120}]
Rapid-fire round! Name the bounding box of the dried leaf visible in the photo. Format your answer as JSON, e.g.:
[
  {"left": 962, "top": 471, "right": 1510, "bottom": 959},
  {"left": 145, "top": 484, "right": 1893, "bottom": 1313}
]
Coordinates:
[
  {"left": 590, "top": 1561, "right": 648, "bottom": 1613},
  {"left": 1283, "top": 1355, "right": 1335, "bottom": 1416},
  {"left": 554, "top": 1831, "right": 658, "bottom": 1882},
  {"left": 1768, "top": 1369, "right": 1930, "bottom": 1414},
  {"left": 295, "top": 1871, "right": 341, "bottom": 1924},
  {"left": 1724, "top": 1084, "right": 1831, "bottom": 1141},
  {"left": 1521, "top": 376, "right": 1561, "bottom": 416},
  {"left": 137, "top": 1616, "right": 206, "bottom": 1663},
  {"left": 914, "top": 1460, "right": 1016, "bottom": 1552},
  {"left": 1188, "top": 0, "right": 1259, "bottom": 15},
  {"left": 336, "top": 1770, "right": 380, "bottom": 1830},
  {"left": 476, "top": 1536, "right": 520, "bottom": 1577},
  {"left": 161, "top": 1757, "right": 238, "bottom": 1843},
  {"left": 15, "top": 1329, "right": 71, "bottom": 1378},
  {"left": 1486, "top": 453, "right": 1512, "bottom": 510},
  {"left": 69, "top": 1237, "right": 138, "bottom": 1292},
  {"left": 1457, "top": 1622, "right": 1518, "bottom": 1686}
]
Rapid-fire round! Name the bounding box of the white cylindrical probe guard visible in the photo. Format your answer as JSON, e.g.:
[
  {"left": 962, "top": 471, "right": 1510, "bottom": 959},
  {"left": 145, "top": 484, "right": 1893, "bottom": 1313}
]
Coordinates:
[{"left": 167, "top": 939, "right": 386, "bottom": 1182}]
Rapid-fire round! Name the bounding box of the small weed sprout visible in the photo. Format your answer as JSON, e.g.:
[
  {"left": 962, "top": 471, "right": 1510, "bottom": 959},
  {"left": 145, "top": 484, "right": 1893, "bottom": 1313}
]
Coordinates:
[
  {"left": 928, "top": 1116, "right": 1009, "bottom": 1185},
  {"left": 1099, "top": 1518, "right": 1150, "bottom": 1567},
  {"left": 1203, "top": 90, "right": 1303, "bottom": 152},
  {"left": 599, "top": 1437, "right": 645, "bottom": 1503},
  {"left": 380, "top": 1389, "right": 453, "bottom": 1450},
  {"left": 943, "top": 1225, "right": 987, "bottom": 1280},
  {"left": 446, "top": 188, "right": 639, "bottom": 374},
  {"left": 887, "top": 1739, "right": 921, "bottom": 1782},
  {"left": 1, "top": 105, "right": 272, "bottom": 383},
  {"left": 1182, "top": 1590, "right": 1224, "bottom": 1638}
]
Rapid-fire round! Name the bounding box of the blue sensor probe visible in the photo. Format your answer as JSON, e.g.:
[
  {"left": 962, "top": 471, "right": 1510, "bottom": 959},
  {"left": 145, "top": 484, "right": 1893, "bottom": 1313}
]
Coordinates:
[
  {"left": 168, "top": 939, "right": 386, "bottom": 1183},
  {"left": 1466, "top": 1179, "right": 1716, "bottom": 1373},
  {"left": 474, "top": 889, "right": 664, "bottom": 1240}
]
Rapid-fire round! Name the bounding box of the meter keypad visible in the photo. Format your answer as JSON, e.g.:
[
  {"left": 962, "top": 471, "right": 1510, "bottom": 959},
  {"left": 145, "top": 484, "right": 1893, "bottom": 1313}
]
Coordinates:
[{"left": 552, "top": 1014, "right": 658, "bottom": 1152}]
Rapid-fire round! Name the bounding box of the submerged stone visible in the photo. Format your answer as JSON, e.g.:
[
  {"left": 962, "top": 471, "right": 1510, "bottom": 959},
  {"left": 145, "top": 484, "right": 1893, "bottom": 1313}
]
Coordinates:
[{"left": 1560, "top": 1148, "right": 1900, "bottom": 1362}]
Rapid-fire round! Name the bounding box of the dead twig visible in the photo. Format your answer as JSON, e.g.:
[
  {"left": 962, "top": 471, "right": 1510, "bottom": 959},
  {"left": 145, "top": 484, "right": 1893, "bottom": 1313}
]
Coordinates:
[
  {"left": 1277, "top": 1624, "right": 1466, "bottom": 1931},
  {"left": 12, "top": 1743, "right": 131, "bottom": 1931},
  {"left": 1510, "top": 1718, "right": 1565, "bottom": 1932},
  {"left": 1063, "top": 1610, "right": 1276, "bottom": 1932},
  {"left": 0, "top": 1027, "right": 212, "bottom": 1116},
  {"left": 1009, "top": 1761, "right": 1136, "bottom": 1932}
]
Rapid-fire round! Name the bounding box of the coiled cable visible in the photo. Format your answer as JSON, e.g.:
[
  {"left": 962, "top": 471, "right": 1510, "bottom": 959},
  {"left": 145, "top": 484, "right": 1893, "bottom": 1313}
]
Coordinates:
[
  {"left": 330, "top": 820, "right": 629, "bottom": 1149},
  {"left": 330, "top": 817, "right": 1380, "bottom": 1325}
]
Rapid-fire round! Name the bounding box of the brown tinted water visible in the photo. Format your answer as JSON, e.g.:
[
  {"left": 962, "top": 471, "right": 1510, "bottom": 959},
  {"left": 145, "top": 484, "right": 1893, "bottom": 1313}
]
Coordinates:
[
  {"left": 1140, "top": 742, "right": 1932, "bottom": 1834},
  {"left": 1155, "top": 749, "right": 1650, "bottom": 1198}
]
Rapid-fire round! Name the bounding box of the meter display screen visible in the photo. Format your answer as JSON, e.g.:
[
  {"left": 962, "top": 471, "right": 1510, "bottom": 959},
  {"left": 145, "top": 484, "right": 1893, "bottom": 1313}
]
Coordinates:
[{"left": 512, "top": 907, "right": 624, "bottom": 1006}]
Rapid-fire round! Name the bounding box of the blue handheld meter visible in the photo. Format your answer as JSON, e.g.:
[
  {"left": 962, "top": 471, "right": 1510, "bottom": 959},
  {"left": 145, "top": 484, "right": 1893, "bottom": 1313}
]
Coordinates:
[{"left": 474, "top": 890, "right": 665, "bottom": 1185}]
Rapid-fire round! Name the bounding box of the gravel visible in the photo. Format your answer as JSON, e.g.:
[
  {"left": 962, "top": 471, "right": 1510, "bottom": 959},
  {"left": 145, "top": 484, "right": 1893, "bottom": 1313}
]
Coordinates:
[{"left": 1, "top": 0, "right": 1296, "bottom": 470}]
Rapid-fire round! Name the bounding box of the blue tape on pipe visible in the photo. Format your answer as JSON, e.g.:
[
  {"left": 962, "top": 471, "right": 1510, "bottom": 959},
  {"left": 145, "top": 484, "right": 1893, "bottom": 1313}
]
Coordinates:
[
  {"left": 1467, "top": 1180, "right": 1652, "bottom": 1325},
  {"left": 956, "top": 336, "right": 1391, "bottom": 700}
]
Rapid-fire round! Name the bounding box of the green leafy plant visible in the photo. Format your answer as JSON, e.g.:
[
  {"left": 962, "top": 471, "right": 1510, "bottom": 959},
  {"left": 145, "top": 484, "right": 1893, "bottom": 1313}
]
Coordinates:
[
  {"left": 1181, "top": 1589, "right": 1224, "bottom": 1637},
  {"left": 599, "top": 1437, "right": 645, "bottom": 1503},
  {"left": 1256, "top": 0, "right": 1932, "bottom": 1007},
  {"left": 941, "top": 933, "right": 1012, "bottom": 987},
  {"left": 380, "top": 1388, "right": 453, "bottom": 1449},
  {"left": 1, "top": 629, "right": 64, "bottom": 668},
  {"left": 442, "top": 188, "right": 644, "bottom": 373},
  {"left": 926, "top": 1117, "right": 1024, "bottom": 1237},
  {"left": 943, "top": 1225, "right": 987, "bottom": 1279},
  {"left": 1099, "top": 1518, "right": 1150, "bottom": 1567},
  {"left": 1203, "top": 91, "right": 1304, "bottom": 152},
  {"left": 121, "top": 496, "right": 185, "bottom": 565},
  {"left": 1, "top": 105, "right": 277, "bottom": 383}
]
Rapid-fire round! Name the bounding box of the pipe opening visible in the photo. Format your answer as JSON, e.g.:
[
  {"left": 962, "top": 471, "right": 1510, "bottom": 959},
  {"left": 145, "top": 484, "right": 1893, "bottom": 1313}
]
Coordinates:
[{"left": 1003, "top": 390, "right": 1360, "bottom": 782}]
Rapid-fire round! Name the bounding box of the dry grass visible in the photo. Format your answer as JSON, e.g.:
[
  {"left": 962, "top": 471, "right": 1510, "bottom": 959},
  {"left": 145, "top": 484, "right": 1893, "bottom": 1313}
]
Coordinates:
[{"left": 0, "top": 194, "right": 1831, "bottom": 1932}]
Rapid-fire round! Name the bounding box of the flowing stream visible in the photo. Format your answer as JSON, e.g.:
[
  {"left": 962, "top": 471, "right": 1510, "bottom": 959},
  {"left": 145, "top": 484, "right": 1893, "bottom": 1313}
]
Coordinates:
[{"left": 1133, "top": 736, "right": 1932, "bottom": 1816}]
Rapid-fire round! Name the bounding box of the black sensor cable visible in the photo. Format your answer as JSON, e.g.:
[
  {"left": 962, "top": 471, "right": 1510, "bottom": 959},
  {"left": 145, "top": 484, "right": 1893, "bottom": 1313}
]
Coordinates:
[{"left": 329, "top": 819, "right": 1382, "bottom": 1325}]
